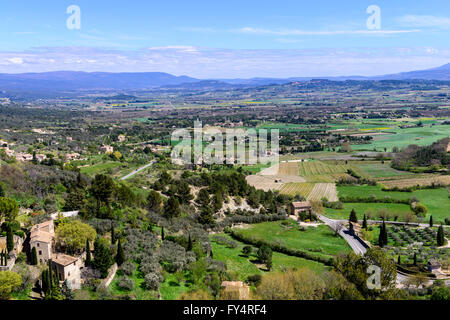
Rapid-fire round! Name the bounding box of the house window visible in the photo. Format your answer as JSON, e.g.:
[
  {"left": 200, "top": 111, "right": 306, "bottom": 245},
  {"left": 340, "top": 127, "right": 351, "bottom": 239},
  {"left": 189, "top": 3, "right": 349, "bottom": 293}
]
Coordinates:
[
  {"left": 37, "top": 243, "right": 40, "bottom": 247},
  {"left": 39, "top": 251, "right": 42, "bottom": 255}
]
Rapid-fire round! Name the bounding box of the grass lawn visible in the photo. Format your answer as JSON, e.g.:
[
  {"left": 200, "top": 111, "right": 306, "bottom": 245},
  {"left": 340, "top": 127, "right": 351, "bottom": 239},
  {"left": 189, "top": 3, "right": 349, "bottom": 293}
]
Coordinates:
[
  {"left": 160, "top": 273, "right": 191, "bottom": 300},
  {"left": 211, "top": 233, "right": 329, "bottom": 281},
  {"left": 337, "top": 185, "right": 450, "bottom": 223},
  {"left": 234, "top": 220, "right": 351, "bottom": 259},
  {"left": 110, "top": 266, "right": 157, "bottom": 300},
  {"left": 80, "top": 161, "right": 123, "bottom": 176},
  {"left": 324, "top": 203, "right": 413, "bottom": 220}
]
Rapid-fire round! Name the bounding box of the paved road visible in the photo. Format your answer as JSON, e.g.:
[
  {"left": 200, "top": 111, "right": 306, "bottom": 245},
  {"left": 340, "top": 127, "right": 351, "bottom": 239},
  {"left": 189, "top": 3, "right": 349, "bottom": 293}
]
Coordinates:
[
  {"left": 318, "top": 215, "right": 368, "bottom": 255},
  {"left": 316, "top": 215, "right": 450, "bottom": 286},
  {"left": 120, "top": 161, "right": 155, "bottom": 181},
  {"left": 330, "top": 218, "right": 449, "bottom": 228}
]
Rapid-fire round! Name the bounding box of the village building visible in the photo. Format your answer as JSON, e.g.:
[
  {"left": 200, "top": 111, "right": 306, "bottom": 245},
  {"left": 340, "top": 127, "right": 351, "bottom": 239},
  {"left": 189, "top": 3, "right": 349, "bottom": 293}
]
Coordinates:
[
  {"left": 100, "top": 145, "right": 114, "bottom": 153},
  {"left": 15, "top": 153, "right": 33, "bottom": 162},
  {"left": 30, "top": 220, "right": 55, "bottom": 264},
  {"left": 51, "top": 253, "right": 83, "bottom": 289},
  {"left": 291, "top": 201, "right": 313, "bottom": 216},
  {"left": 65, "top": 152, "right": 81, "bottom": 161}
]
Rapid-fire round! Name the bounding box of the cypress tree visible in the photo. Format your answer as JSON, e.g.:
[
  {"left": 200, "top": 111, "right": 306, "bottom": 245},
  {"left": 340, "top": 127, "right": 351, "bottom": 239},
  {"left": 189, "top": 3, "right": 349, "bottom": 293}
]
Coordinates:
[
  {"left": 187, "top": 234, "right": 193, "bottom": 251},
  {"left": 437, "top": 225, "right": 445, "bottom": 246},
  {"left": 382, "top": 220, "right": 388, "bottom": 246},
  {"left": 111, "top": 225, "right": 116, "bottom": 245},
  {"left": 6, "top": 227, "right": 14, "bottom": 253},
  {"left": 115, "top": 238, "right": 125, "bottom": 266},
  {"left": 397, "top": 255, "right": 401, "bottom": 265},
  {"left": 161, "top": 227, "right": 165, "bottom": 241},
  {"left": 0, "top": 251, "right": 3, "bottom": 266},
  {"left": 429, "top": 215, "right": 433, "bottom": 228},
  {"left": 378, "top": 223, "right": 385, "bottom": 247},
  {"left": 362, "top": 214, "right": 368, "bottom": 230},
  {"left": 4, "top": 250, "right": 7, "bottom": 266},
  {"left": 85, "top": 239, "right": 91, "bottom": 267},
  {"left": 42, "top": 269, "right": 49, "bottom": 294},
  {"left": 349, "top": 222, "right": 354, "bottom": 235},
  {"left": 32, "top": 247, "right": 38, "bottom": 265},
  {"left": 413, "top": 253, "right": 417, "bottom": 266},
  {"left": 349, "top": 209, "right": 358, "bottom": 223}
]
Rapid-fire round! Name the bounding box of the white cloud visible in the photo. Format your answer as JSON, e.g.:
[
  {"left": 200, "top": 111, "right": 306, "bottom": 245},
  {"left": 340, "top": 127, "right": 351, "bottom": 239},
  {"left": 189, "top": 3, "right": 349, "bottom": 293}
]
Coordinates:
[
  {"left": 398, "top": 15, "right": 450, "bottom": 29},
  {"left": 236, "top": 27, "right": 420, "bottom": 36},
  {"left": 7, "top": 57, "right": 23, "bottom": 65},
  {"left": 0, "top": 46, "right": 448, "bottom": 78}
]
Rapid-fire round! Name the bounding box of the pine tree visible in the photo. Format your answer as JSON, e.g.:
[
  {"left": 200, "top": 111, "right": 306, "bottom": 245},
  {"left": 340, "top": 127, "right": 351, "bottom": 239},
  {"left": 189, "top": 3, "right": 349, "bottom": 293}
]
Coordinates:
[
  {"left": 31, "top": 247, "right": 38, "bottom": 265},
  {"left": 6, "top": 226, "right": 14, "bottom": 253},
  {"left": 349, "top": 209, "right": 358, "bottom": 223},
  {"left": 437, "top": 224, "right": 445, "bottom": 246},
  {"left": 429, "top": 215, "right": 433, "bottom": 228},
  {"left": 85, "top": 239, "right": 91, "bottom": 267},
  {"left": 115, "top": 238, "right": 125, "bottom": 266},
  {"left": 362, "top": 214, "right": 368, "bottom": 229}
]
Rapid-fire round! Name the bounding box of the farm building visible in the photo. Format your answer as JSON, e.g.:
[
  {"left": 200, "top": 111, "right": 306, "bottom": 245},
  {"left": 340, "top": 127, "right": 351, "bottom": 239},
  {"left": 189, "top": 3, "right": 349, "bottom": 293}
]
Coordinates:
[
  {"left": 221, "top": 281, "right": 250, "bottom": 300},
  {"left": 291, "top": 201, "right": 312, "bottom": 216},
  {"left": 427, "top": 259, "right": 442, "bottom": 272}
]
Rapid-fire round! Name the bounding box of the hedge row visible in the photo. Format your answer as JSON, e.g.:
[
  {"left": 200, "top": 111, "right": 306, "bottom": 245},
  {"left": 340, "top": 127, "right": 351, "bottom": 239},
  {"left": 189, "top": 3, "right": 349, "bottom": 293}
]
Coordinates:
[{"left": 339, "top": 196, "right": 410, "bottom": 205}]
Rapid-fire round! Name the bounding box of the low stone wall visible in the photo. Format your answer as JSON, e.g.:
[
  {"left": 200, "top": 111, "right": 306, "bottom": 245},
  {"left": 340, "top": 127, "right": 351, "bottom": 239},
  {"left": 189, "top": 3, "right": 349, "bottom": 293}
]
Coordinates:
[{"left": 100, "top": 263, "right": 118, "bottom": 288}]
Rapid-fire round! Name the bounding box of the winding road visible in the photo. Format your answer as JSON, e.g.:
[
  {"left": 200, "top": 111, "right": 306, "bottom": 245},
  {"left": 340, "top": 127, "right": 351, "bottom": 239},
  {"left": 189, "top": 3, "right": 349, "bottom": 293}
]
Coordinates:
[{"left": 316, "top": 214, "right": 450, "bottom": 286}]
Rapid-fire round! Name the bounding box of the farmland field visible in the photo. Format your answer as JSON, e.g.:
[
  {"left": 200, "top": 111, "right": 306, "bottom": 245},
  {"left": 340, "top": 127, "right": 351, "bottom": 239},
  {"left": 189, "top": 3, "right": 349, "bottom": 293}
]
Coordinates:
[
  {"left": 297, "top": 160, "right": 356, "bottom": 182},
  {"left": 337, "top": 185, "right": 450, "bottom": 222},
  {"left": 308, "top": 183, "right": 338, "bottom": 202},
  {"left": 351, "top": 124, "right": 450, "bottom": 152},
  {"left": 355, "top": 161, "right": 415, "bottom": 179},
  {"left": 280, "top": 182, "right": 315, "bottom": 197},
  {"left": 380, "top": 176, "right": 450, "bottom": 188}
]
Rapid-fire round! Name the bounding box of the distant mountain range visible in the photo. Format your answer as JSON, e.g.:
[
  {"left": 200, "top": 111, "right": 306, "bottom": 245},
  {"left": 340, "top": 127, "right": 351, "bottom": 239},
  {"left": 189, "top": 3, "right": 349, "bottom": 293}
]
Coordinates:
[{"left": 1, "top": 63, "right": 450, "bottom": 97}]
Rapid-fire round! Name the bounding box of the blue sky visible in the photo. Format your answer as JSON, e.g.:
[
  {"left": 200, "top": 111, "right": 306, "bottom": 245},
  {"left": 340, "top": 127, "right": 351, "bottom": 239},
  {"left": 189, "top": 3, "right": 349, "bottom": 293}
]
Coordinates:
[{"left": 1, "top": 0, "right": 450, "bottom": 77}]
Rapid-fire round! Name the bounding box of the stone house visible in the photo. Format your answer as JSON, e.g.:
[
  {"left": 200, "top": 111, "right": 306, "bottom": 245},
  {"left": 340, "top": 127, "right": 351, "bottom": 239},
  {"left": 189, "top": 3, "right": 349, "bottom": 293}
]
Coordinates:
[
  {"left": 51, "top": 253, "right": 82, "bottom": 289},
  {"left": 291, "top": 201, "right": 313, "bottom": 216},
  {"left": 30, "top": 220, "right": 55, "bottom": 264}
]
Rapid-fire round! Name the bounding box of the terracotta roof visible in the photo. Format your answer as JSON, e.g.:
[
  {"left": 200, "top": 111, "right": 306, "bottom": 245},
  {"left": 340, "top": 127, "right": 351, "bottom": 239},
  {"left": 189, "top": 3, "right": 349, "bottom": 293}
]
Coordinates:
[
  {"left": 30, "top": 231, "right": 53, "bottom": 243},
  {"left": 52, "top": 253, "right": 79, "bottom": 266},
  {"left": 292, "top": 201, "right": 312, "bottom": 208}
]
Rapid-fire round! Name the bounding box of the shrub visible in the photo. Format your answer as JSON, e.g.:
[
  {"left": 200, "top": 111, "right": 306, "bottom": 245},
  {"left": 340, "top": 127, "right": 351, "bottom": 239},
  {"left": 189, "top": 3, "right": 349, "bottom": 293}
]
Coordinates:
[
  {"left": 117, "top": 276, "right": 134, "bottom": 291},
  {"left": 144, "top": 272, "right": 164, "bottom": 290},
  {"left": 118, "top": 261, "right": 135, "bottom": 276},
  {"left": 247, "top": 274, "right": 262, "bottom": 287}
]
